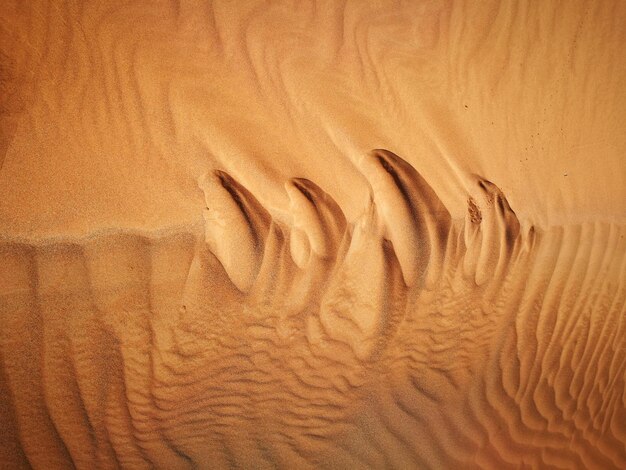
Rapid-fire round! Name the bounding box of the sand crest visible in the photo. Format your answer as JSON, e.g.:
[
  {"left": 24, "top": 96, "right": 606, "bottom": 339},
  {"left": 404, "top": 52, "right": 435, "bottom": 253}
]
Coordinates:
[{"left": 1, "top": 1, "right": 625, "bottom": 468}]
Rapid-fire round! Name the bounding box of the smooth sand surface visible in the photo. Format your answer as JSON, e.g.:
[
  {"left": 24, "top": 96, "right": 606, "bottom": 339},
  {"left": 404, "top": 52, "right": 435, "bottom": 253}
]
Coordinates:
[{"left": 1, "top": 1, "right": 625, "bottom": 469}]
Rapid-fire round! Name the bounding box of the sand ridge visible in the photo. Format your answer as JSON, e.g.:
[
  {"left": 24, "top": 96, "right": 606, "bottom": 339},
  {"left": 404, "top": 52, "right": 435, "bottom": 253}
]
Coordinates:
[
  {"left": 1, "top": 1, "right": 626, "bottom": 468},
  {"left": 1, "top": 150, "right": 625, "bottom": 468}
]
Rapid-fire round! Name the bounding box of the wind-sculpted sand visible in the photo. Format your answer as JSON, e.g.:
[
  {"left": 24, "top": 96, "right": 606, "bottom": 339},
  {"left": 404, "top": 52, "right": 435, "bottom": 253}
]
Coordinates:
[
  {"left": 1, "top": 1, "right": 626, "bottom": 469},
  {"left": 1, "top": 151, "right": 625, "bottom": 469}
]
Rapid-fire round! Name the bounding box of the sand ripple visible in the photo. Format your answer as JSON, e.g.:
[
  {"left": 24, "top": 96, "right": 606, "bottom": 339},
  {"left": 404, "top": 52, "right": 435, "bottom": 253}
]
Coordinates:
[{"left": 1, "top": 152, "right": 625, "bottom": 468}]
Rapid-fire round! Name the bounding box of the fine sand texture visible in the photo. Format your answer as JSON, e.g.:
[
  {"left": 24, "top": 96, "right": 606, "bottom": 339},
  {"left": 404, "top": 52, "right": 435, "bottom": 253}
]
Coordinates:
[{"left": 1, "top": 1, "right": 625, "bottom": 469}]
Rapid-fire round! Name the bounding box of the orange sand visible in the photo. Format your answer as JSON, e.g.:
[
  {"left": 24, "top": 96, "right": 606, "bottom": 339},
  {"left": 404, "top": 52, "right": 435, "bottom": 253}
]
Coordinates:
[{"left": 1, "top": 1, "right": 625, "bottom": 468}]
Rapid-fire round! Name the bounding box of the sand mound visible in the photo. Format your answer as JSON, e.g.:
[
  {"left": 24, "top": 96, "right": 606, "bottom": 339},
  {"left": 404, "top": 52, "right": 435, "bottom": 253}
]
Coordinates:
[{"left": 1, "top": 1, "right": 625, "bottom": 468}]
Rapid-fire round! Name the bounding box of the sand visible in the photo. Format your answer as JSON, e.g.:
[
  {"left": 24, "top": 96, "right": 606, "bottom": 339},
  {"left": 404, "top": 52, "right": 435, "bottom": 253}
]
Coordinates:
[{"left": 1, "top": 1, "right": 625, "bottom": 468}]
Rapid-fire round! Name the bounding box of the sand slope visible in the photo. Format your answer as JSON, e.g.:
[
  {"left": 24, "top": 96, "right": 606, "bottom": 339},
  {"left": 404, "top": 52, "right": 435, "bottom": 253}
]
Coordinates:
[
  {"left": 1, "top": 0, "right": 625, "bottom": 237},
  {"left": 1, "top": 1, "right": 625, "bottom": 469},
  {"left": 1, "top": 155, "right": 625, "bottom": 468}
]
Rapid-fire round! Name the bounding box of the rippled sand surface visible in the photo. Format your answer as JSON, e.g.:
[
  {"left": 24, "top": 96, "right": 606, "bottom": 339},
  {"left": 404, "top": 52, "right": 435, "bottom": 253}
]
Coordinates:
[{"left": 1, "top": 1, "right": 625, "bottom": 469}]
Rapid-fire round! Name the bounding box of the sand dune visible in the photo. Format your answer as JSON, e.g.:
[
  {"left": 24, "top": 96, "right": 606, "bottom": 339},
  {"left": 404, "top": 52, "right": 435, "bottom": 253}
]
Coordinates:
[{"left": 1, "top": 1, "right": 625, "bottom": 469}]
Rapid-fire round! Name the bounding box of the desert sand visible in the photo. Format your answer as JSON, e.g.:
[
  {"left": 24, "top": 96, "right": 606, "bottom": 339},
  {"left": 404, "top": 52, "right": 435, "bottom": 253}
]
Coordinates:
[{"left": 1, "top": 1, "right": 625, "bottom": 469}]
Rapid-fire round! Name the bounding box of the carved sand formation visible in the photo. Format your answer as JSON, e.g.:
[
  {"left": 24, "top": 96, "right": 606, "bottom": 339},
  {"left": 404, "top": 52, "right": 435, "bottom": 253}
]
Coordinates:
[{"left": 1, "top": 1, "right": 625, "bottom": 469}]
